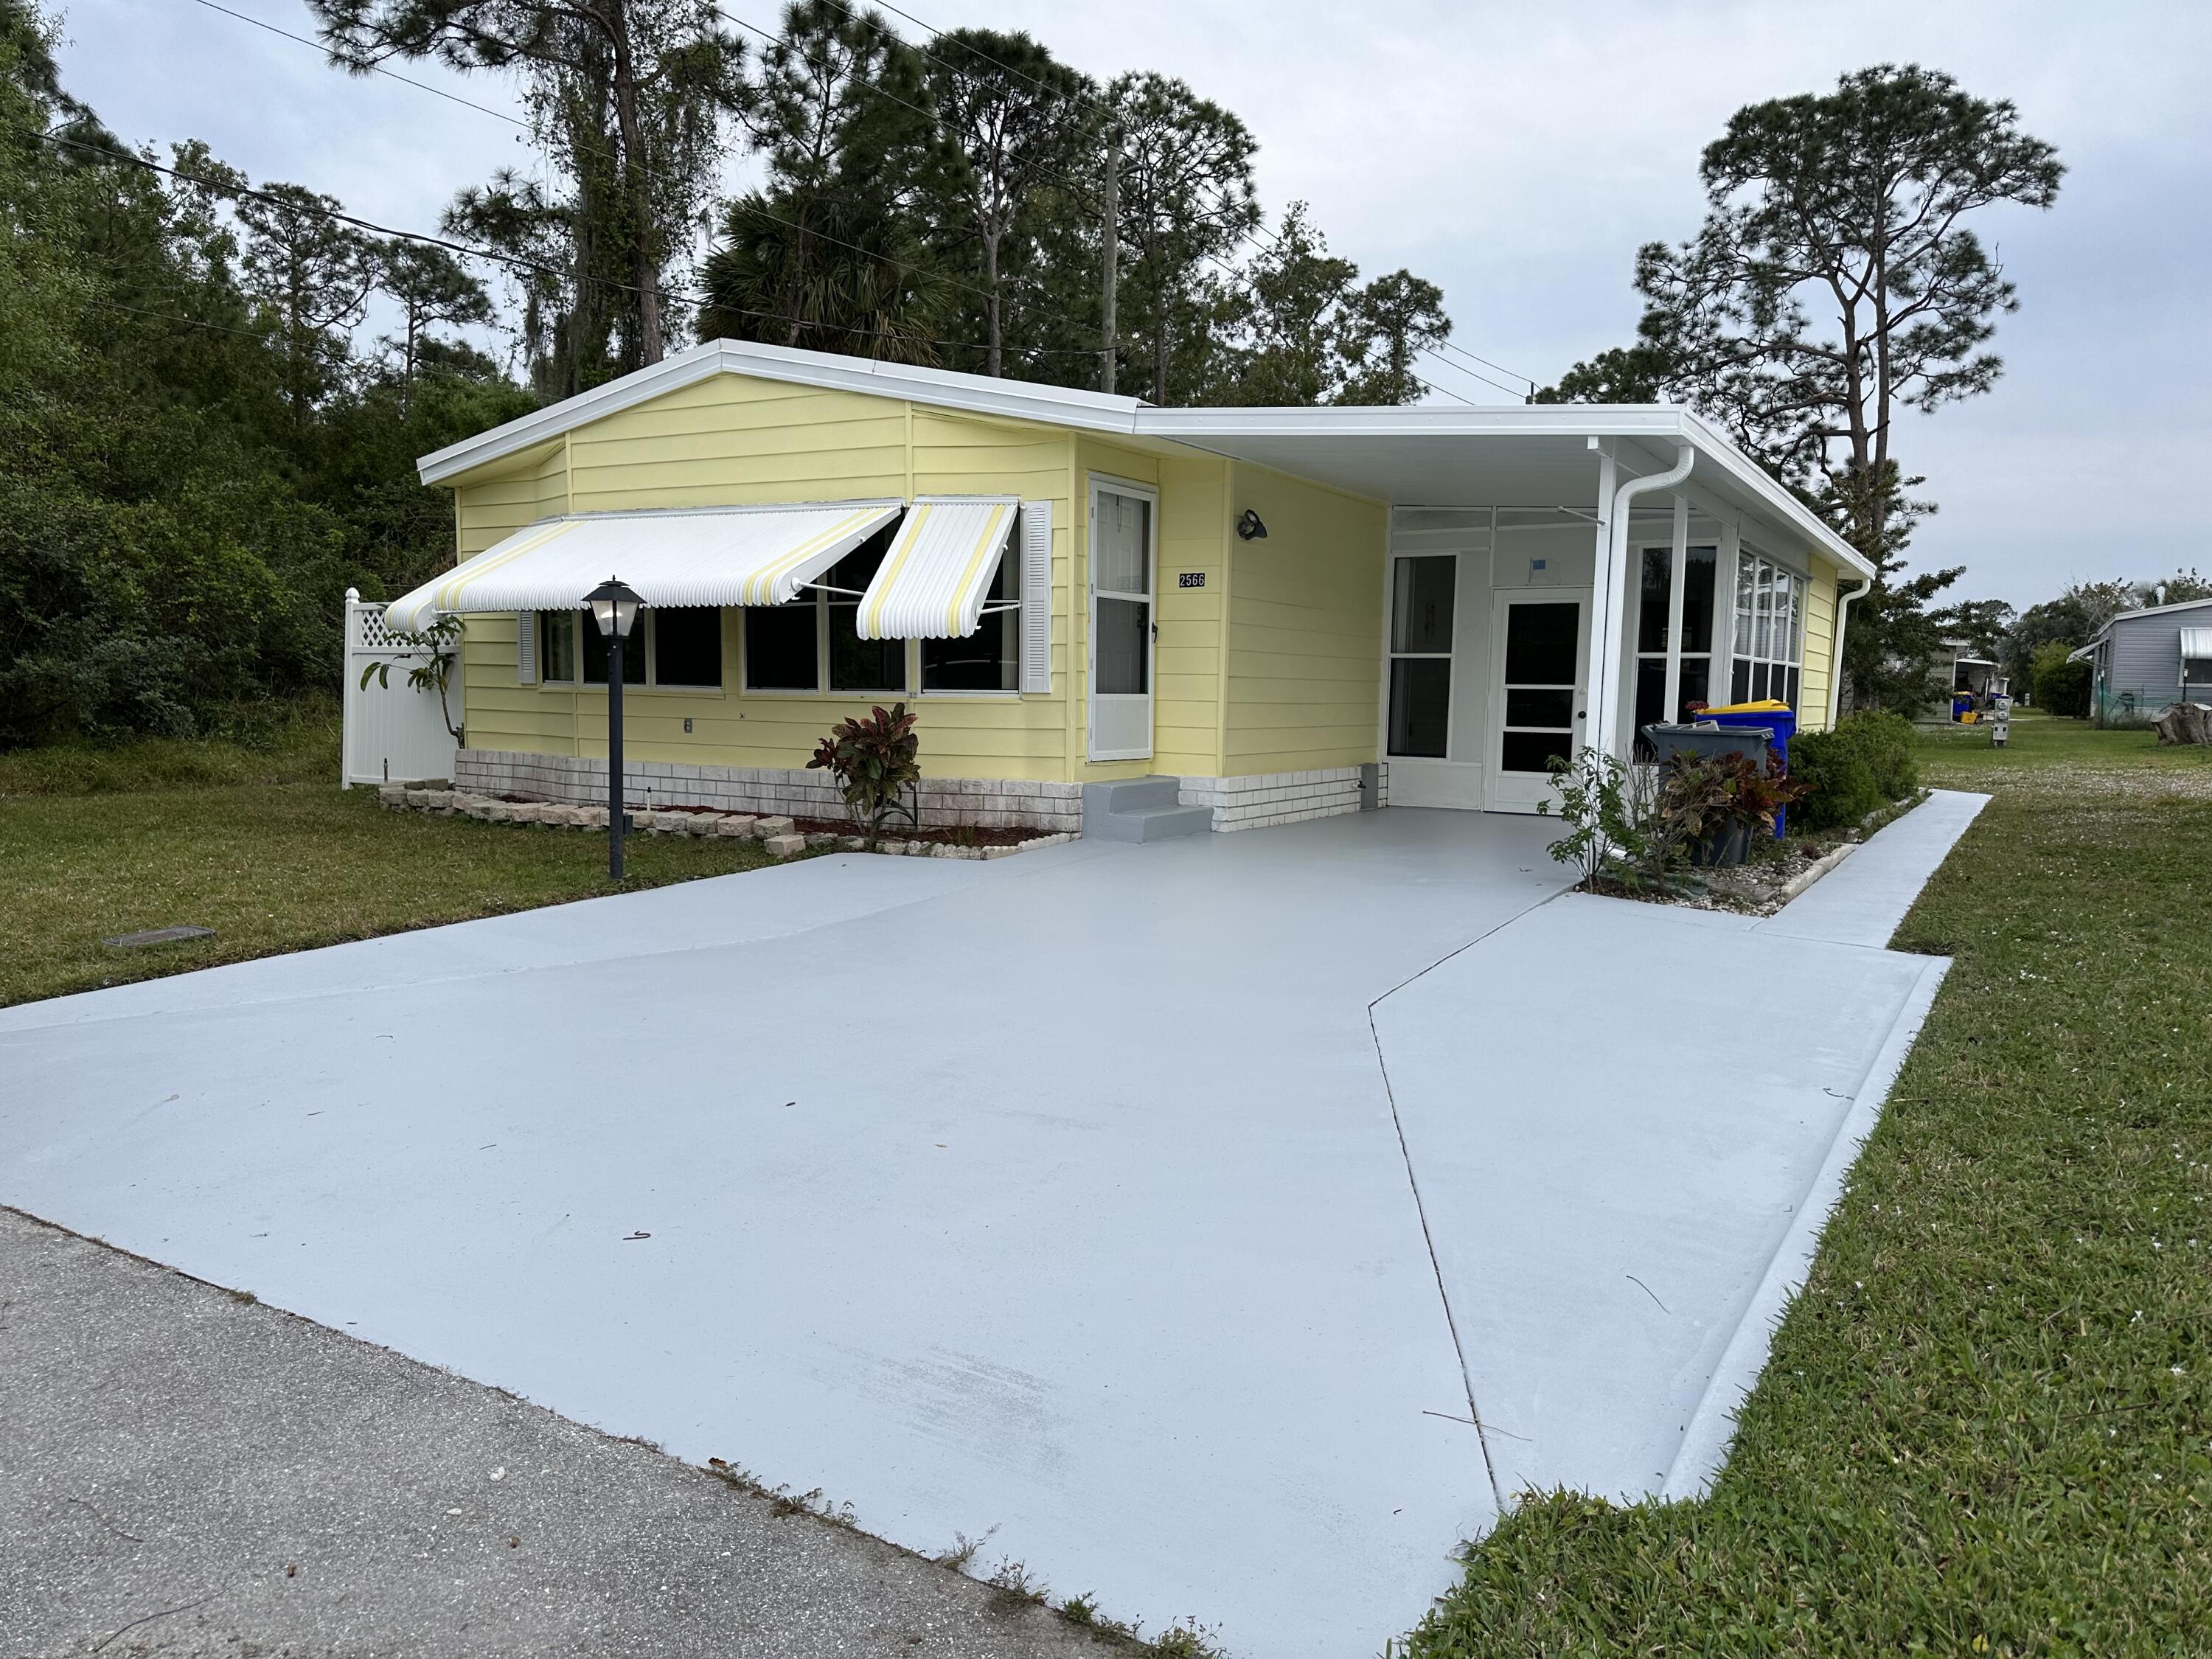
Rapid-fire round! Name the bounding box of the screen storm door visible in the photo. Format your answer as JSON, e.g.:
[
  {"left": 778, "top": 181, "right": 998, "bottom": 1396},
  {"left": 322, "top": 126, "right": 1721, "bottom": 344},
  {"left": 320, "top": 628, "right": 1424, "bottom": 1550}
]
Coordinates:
[
  {"left": 1088, "top": 481, "right": 1157, "bottom": 761},
  {"left": 1486, "top": 591, "right": 1590, "bottom": 813}
]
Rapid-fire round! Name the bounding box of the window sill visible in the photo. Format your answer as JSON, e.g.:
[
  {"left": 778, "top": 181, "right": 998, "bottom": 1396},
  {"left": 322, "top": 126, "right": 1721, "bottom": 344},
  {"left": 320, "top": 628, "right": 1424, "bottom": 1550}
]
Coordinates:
[
  {"left": 540, "top": 682, "right": 728, "bottom": 696},
  {"left": 739, "top": 687, "right": 914, "bottom": 699}
]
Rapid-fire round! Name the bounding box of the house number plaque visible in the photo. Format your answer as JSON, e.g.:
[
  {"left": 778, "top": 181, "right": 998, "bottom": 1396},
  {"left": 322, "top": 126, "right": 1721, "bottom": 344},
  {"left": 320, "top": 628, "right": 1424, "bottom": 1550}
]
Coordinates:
[{"left": 1177, "top": 571, "right": 1206, "bottom": 588}]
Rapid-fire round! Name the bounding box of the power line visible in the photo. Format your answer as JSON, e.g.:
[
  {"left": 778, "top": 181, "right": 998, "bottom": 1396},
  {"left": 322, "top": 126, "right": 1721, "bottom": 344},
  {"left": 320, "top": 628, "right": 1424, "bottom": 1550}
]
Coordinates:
[
  {"left": 799, "top": 0, "right": 1529, "bottom": 402},
  {"left": 184, "top": 0, "right": 1096, "bottom": 360},
  {"left": 187, "top": 0, "right": 533, "bottom": 129},
  {"left": 32, "top": 127, "right": 1093, "bottom": 363},
  {"left": 177, "top": 1, "right": 1521, "bottom": 401},
  {"left": 1434, "top": 338, "right": 1539, "bottom": 392},
  {"left": 1416, "top": 349, "right": 1531, "bottom": 401}
]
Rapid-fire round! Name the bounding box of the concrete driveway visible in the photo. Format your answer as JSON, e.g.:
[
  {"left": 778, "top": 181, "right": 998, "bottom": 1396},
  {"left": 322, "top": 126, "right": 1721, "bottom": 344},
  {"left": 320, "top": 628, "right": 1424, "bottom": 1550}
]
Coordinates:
[{"left": 0, "top": 796, "right": 1985, "bottom": 1655}]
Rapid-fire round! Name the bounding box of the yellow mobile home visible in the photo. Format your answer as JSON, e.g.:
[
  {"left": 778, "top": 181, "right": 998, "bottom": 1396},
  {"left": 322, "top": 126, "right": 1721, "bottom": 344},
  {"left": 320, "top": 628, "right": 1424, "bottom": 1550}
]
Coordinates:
[{"left": 384, "top": 340, "right": 1874, "bottom": 836}]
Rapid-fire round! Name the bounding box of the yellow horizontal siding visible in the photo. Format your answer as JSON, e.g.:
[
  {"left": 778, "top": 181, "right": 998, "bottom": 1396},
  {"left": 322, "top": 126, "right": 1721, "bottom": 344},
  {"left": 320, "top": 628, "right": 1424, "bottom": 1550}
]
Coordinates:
[
  {"left": 1800, "top": 560, "right": 1840, "bottom": 730},
  {"left": 1152, "top": 453, "right": 1228, "bottom": 776},
  {"left": 449, "top": 374, "right": 1091, "bottom": 782},
  {"left": 1221, "top": 462, "right": 1386, "bottom": 773}
]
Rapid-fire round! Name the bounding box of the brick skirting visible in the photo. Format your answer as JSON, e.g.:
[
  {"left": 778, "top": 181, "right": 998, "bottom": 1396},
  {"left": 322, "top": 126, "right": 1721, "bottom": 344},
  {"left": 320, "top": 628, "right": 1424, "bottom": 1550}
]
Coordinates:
[
  {"left": 456, "top": 749, "right": 1083, "bottom": 834},
  {"left": 1176, "top": 767, "right": 1373, "bottom": 832}
]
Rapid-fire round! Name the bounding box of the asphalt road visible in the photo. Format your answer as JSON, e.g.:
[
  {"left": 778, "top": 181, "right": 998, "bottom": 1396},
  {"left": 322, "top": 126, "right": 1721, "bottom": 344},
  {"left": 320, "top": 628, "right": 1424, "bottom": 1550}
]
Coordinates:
[{"left": 0, "top": 1206, "right": 1113, "bottom": 1658}]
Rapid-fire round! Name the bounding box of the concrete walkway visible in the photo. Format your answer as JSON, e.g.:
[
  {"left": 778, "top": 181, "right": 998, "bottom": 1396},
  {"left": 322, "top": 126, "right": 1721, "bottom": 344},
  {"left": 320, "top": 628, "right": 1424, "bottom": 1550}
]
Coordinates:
[{"left": 0, "top": 796, "right": 1986, "bottom": 1655}]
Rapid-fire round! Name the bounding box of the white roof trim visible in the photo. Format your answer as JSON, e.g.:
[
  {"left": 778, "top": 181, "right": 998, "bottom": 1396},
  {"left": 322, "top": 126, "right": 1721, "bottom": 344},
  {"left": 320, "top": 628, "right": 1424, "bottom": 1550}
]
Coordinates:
[
  {"left": 383, "top": 500, "right": 901, "bottom": 631},
  {"left": 417, "top": 339, "right": 1871, "bottom": 577},
  {"left": 855, "top": 496, "right": 1020, "bottom": 641}
]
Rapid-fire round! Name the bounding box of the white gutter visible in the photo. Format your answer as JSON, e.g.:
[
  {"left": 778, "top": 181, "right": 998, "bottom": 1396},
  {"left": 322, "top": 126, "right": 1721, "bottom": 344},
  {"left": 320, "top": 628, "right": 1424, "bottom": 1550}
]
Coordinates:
[
  {"left": 1589, "top": 439, "right": 1694, "bottom": 759},
  {"left": 1826, "top": 575, "right": 1873, "bottom": 727}
]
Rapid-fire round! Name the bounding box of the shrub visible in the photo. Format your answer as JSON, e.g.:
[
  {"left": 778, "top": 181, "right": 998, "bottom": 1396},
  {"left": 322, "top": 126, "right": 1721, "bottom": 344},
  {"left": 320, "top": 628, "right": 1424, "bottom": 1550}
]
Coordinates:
[
  {"left": 1787, "top": 728, "right": 1883, "bottom": 832},
  {"left": 2031, "top": 639, "right": 2091, "bottom": 718},
  {"left": 806, "top": 702, "right": 921, "bottom": 847},
  {"left": 1541, "top": 747, "right": 1674, "bottom": 888},
  {"left": 1662, "top": 749, "right": 1809, "bottom": 858},
  {"left": 1831, "top": 709, "right": 1919, "bottom": 799}
]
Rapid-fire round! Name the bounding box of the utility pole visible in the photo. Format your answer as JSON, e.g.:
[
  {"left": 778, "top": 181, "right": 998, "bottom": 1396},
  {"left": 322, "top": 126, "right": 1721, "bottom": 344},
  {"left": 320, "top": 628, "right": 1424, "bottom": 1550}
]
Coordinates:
[{"left": 1100, "top": 124, "right": 1119, "bottom": 395}]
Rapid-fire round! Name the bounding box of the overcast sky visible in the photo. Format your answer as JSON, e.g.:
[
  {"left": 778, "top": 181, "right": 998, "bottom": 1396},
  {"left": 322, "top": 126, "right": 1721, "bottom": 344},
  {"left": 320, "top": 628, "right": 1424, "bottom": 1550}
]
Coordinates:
[{"left": 49, "top": 0, "right": 2212, "bottom": 608}]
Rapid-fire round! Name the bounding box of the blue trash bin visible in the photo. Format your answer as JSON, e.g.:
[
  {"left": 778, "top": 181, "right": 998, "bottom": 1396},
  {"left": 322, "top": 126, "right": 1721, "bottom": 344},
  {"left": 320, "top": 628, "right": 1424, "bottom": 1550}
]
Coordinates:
[{"left": 1696, "top": 700, "right": 1797, "bottom": 836}]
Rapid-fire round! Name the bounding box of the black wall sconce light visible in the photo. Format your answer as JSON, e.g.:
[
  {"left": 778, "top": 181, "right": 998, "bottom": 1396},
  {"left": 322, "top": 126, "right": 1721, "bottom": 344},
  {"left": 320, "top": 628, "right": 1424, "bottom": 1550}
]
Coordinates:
[{"left": 1235, "top": 509, "right": 1268, "bottom": 541}]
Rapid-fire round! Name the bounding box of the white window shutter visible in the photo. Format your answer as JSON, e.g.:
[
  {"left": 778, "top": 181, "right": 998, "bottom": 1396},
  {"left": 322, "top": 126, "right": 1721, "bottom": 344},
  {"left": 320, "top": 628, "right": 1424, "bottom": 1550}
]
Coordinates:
[
  {"left": 515, "top": 612, "right": 538, "bottom": 685},
  {"left": 1019, "top": 501, "right": 1052, "bottom": 695}
]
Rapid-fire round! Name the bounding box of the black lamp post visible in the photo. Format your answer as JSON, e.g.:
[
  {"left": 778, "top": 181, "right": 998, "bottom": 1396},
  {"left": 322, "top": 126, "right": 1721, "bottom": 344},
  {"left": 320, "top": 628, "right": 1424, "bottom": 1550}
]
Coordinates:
[{"left": 585, "top": 577, "right": 644, "bottom": 878}]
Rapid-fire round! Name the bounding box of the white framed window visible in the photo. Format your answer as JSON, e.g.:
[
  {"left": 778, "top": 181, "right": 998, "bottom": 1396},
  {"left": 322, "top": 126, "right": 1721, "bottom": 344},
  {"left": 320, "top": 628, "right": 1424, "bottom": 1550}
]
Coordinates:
[
  {"left": 742, "top": 521, "right": 908, "bottom": 695},
  {"left": 1729, "top": 545, "right": 1803, "bottom": 707},
  {"left": 919, "top": 515, "right": 1022, "bottom": 694},
  {"left": 535, "top": 608, "right": 725, "bottom": 692},
  {"left": 1631, "top": 542, "right": 1719, "bottom": 750},
  {"left": 1387, "top": 554, "right": 1456, "bottom": 757}
]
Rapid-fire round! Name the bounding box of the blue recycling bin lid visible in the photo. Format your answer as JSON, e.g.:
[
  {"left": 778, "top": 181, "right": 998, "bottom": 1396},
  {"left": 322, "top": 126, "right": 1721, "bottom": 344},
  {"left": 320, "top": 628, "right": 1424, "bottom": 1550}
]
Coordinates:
[{"left": 1697, "top": 700, "right": 1797, "bottom": 750}]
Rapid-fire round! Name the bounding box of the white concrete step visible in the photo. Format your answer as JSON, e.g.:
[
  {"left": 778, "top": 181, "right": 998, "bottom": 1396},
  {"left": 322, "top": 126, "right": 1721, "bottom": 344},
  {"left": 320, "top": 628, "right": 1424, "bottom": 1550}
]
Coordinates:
[{"left": 1082, "top": 776, "right": 1211, "bottom": 841}]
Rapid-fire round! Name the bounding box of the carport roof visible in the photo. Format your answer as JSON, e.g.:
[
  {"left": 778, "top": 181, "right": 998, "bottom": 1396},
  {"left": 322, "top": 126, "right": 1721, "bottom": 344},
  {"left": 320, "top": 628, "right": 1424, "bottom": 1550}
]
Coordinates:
[{"left": 418, "top": 338, "right": 1871, "bottom": 577}]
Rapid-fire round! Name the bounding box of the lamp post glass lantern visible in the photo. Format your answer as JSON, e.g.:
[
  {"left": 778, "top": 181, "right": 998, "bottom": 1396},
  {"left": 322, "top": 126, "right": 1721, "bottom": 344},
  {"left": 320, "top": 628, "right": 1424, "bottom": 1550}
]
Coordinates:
[{"left": 585, "top": 577, "right": 644, "bottom": 877}]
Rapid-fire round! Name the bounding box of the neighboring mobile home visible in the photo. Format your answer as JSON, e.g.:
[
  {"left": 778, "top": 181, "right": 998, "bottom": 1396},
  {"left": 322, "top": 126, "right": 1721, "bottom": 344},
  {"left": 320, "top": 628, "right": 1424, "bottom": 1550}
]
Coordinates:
[
  {"left": 385, "top": 339, "right": 1875, "bottom": 834},
  {"left": 2070, "top": 596, "right": 2212, "bottom": 727}
]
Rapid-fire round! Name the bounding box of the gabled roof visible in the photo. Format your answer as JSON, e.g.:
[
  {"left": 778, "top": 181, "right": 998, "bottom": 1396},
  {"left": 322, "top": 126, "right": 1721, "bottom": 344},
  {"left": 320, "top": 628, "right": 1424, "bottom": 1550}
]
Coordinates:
[{"left": 417, "top": 338, "right": 1873, "bottom": 577}]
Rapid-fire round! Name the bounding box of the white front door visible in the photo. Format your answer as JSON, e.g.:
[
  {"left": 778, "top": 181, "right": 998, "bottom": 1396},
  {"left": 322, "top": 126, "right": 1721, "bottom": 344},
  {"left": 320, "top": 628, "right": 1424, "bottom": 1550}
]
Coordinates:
[
  {"left": 1485, "top": 588, "right": 1591, "bottom": 813},
  {"left": 1088, "top": 480, "right": 1156, "bottom": 762}
]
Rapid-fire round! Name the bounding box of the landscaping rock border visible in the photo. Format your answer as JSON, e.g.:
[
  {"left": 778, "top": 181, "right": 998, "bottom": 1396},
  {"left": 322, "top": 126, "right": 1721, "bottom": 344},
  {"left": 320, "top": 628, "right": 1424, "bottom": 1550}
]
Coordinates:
[{"left": 374, "top": 784, "right": 1079, "bottom": 862}]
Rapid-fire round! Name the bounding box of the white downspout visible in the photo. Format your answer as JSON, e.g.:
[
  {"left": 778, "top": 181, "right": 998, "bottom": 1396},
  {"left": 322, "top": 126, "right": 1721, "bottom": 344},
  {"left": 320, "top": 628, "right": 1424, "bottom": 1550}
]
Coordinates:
[
  {"left": 1826, "top": 575, "right": 1873, "bottom": 727},
  {"left": 1590, "top": 438, "right": 1695, "bottom": 759}
]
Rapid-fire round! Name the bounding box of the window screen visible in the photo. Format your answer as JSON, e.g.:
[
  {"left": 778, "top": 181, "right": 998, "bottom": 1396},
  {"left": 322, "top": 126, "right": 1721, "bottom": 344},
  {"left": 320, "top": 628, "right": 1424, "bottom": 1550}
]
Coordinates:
[
  {"left": 653, "top": 608, "right": 723, "bottom": 688},
  {"left": 922, "top": 550, "right": 1018, "bottom": 691},
  {"left": 825, "top": 533, "right": 904, "bottom": 693},
  {"left": 540, "top": 611, "right": 577, "bottom": 683},
  {"left": 745, "top": 602, "right": 816, "bottom": 690}
]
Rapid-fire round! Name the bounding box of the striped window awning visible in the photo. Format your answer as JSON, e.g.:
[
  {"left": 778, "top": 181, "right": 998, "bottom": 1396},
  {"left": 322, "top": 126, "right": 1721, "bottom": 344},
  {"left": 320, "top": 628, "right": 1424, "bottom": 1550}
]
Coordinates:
[
  {"left": 853, "top": 497, "right": 1022, "bottom": 641},
  {"left": 2180, "top": 627, "right": 2212, "bottom": 660},
  {"left": 382, "top": 501, "right": 904, "bottom": 633}
]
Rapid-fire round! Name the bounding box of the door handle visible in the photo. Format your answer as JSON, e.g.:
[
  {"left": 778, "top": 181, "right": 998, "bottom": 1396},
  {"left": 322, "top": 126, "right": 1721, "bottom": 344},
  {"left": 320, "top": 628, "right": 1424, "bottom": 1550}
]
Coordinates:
[{"left": 1576, "top": 710, "right": 1587, "bottom": 719}]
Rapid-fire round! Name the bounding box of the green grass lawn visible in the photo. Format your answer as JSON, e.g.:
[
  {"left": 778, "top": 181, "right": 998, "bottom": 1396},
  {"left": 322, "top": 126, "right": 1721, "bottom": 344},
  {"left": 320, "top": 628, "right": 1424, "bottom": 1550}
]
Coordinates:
[
  {"left": 1403, "top": 712, "right": 2212, "bottom": 1656},
  {"left": 0, "top": 717, "right": 787, "bottom": 1008}
]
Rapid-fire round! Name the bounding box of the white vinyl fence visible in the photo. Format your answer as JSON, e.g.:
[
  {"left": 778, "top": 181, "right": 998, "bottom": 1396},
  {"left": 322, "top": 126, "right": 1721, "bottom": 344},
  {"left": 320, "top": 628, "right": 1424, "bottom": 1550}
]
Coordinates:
[{"left": 341, "top": 588, "right": 459, "bottom": 787}]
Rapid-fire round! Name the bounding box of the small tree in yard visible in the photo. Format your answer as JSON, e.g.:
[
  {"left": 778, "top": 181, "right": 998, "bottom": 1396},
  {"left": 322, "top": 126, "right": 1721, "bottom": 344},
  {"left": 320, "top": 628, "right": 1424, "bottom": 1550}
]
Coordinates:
[
  {"left": 2031, "top": 639, "right": 2090, "bottom": 718},
  {"left": 1540, "top": 748, "right": 1675, "bottom": 889},
  {"left": 807, "top": 702, "right": 921, "bottom": 848},
  {"left": 358, "top": 611, "right": 466, "bottom": 745}
]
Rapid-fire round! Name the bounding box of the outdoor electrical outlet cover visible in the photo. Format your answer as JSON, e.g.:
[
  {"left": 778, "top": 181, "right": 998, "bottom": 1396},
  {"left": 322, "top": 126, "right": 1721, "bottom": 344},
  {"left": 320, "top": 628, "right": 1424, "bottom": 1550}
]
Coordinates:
[{"left": 102, "top": 925, "right": 217, "bottom": 948}]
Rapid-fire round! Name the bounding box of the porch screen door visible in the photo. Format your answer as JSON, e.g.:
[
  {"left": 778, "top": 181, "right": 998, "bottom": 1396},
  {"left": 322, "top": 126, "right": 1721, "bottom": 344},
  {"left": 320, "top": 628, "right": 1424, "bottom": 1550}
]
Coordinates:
[
  {"left": 1486, "top": 592, "right": 1590, "bottom": 813},
  {"left": 1088, "top": 483, "right": 1155, "bottom": 760}
]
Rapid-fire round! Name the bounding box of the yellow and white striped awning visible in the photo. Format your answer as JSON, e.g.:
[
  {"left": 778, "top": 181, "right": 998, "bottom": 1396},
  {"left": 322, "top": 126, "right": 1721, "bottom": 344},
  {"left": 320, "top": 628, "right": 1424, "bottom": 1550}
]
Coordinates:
[
  {"left": 853, "top": 496, "right": 1021, "bottom": 641},
  {"left": 383, "top": 501, "right": 904, "bottom": 632}
]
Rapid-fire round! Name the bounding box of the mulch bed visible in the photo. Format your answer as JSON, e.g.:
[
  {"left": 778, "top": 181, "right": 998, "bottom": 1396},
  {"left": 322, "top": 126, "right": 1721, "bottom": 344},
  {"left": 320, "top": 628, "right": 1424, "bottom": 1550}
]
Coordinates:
[{"left": 644, "top": 804, "right": 1037, "bottom": 849}]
